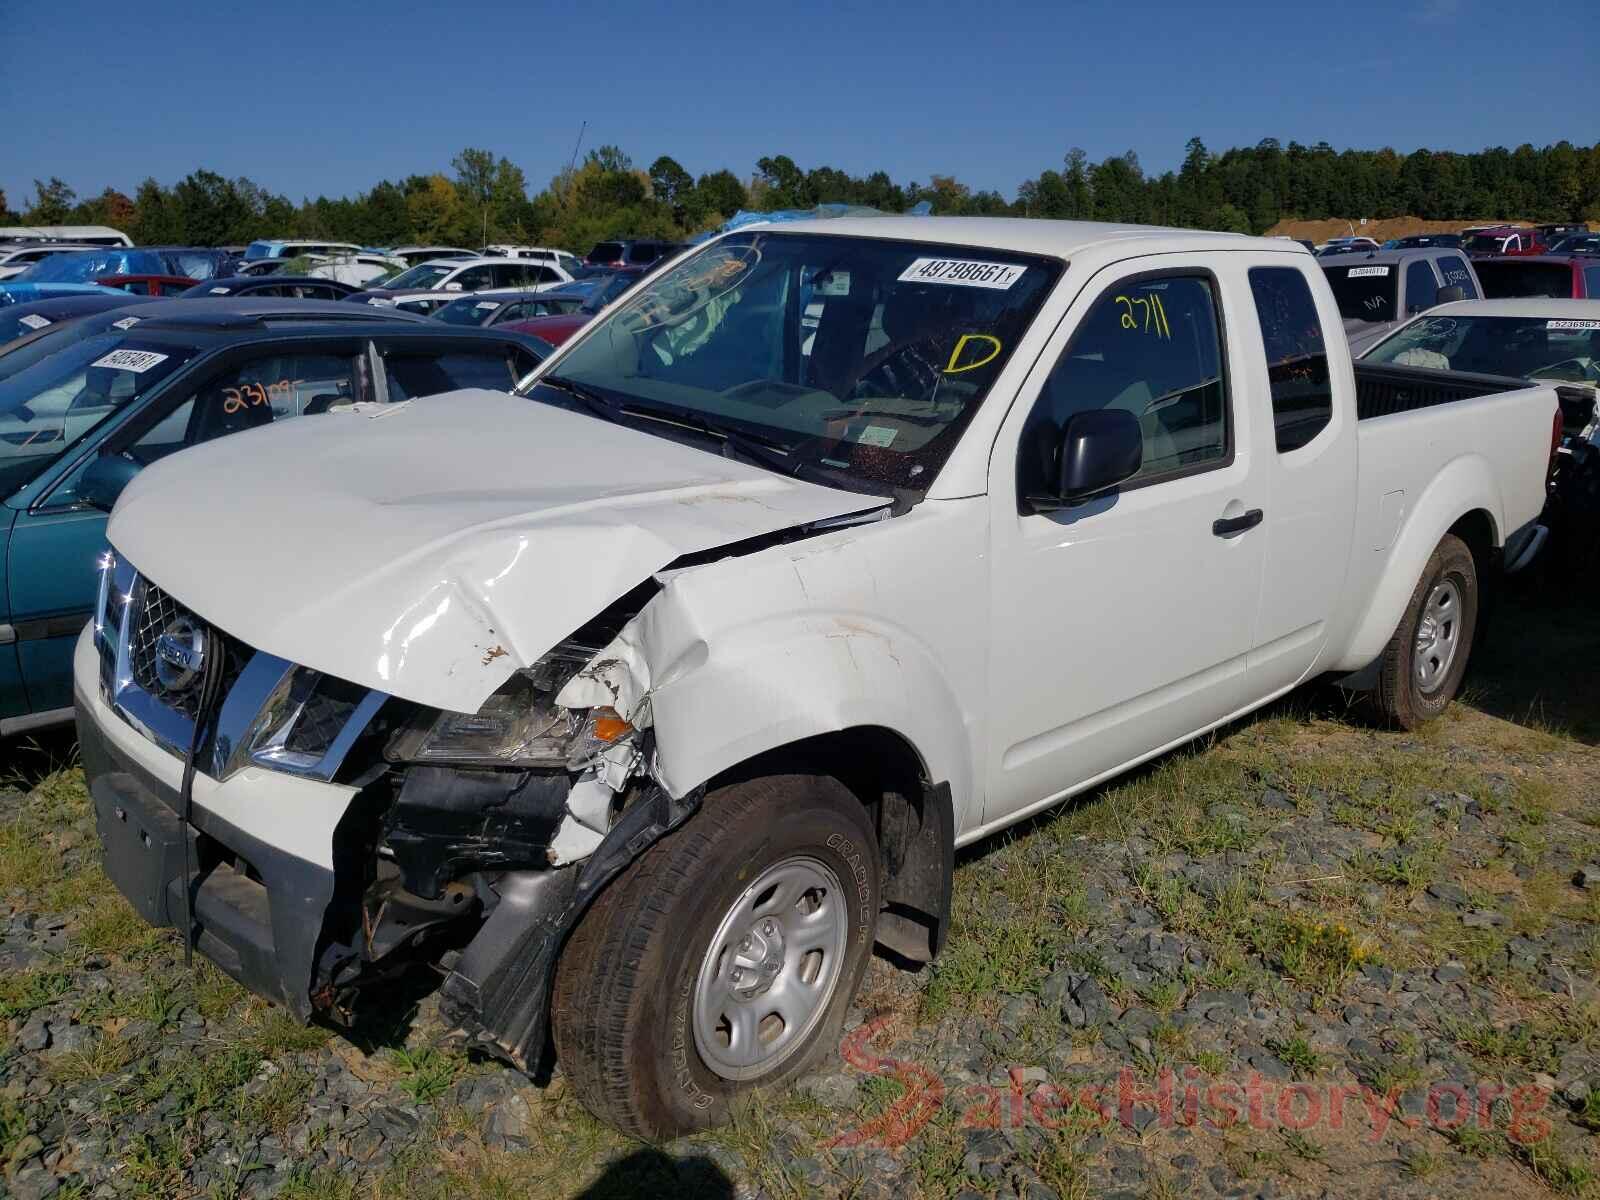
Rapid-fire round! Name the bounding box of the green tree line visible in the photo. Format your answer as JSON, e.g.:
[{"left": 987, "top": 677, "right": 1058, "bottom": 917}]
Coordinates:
[{"left": 5, "top": 137, "right": 1598, "bottom": 250}]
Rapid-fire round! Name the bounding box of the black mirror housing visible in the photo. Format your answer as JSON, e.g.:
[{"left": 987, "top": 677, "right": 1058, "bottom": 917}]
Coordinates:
[
  {"left": 79, "top": 454, "right": 140, "bottom": 513},
  {"left": 1027, "top": 408, "right": 1143, "bottom": 511},
  {"left": 1435, "top": 285, "right": 1466, "bottom": 305}
]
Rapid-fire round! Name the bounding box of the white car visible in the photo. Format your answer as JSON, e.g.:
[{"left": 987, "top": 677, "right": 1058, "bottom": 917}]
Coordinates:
[
  {"left": 391, "top": 245, "right": 477, "bottom": 267},
  {"left": 0, "top": 242, "right": 100, "bottom": 280},
  {"left": 306, "top": 253, "right": 405, "bottom": 287},
  {"left": 81, "top": 218, "right": 1557, "bottom": 1141},
  {"left": 353, "top": 257, "right": 574, "bottom": 305},
  {"left": 483, "top": 245, "right": 584, "bottom": 276}
]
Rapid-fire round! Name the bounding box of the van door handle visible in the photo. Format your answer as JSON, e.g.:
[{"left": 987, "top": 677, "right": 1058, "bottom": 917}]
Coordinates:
[{"left": 1213, "top": 508, "right": 1264, "bottom": 537}]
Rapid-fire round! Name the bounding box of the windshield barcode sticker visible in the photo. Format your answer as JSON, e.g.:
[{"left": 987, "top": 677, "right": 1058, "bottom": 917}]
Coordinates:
[
  {"left": 92, "top": 349, "right": 168, "bottom": 373},
  {"left": 475, "top": 301, "right": 501, "bottom": 310},
  {"left": 18, "top": 314, "right": 50, "bottom": 330},
  {"left": 209, "top": 286, "right": 231, "bottom": 294},
  {"left": 898, "top": 257, "right": 1027, "bottom": 290},
  {"left": 111, "top": 316, "right": 141, "bottom": 329},
  {"left": 1547, "top": 319, "right": 1600, "bottom": 331},
  {"left": 1347, "top": 266, "right": 1389, "bottom": 277}
]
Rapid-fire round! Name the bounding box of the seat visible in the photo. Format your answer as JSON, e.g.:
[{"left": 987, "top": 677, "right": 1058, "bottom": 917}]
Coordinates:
[{"left": 190, "top": 384, "right": 274, "bottom": 444}]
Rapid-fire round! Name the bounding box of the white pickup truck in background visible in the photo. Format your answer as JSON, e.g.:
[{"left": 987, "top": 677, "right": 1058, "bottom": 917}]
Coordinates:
[{"left": 78, "top": 218, "right": 1557, "bottom": 1137}]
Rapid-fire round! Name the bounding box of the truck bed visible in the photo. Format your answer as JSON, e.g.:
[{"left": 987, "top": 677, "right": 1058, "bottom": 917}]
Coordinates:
[{"left": 1353, "top": 362, "right": 1528, "bottom": 420}]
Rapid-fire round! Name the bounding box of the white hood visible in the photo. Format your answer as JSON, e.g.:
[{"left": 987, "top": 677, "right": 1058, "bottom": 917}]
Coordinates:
[{"left": 108, "top": 390, "right": 886, "bottom": 712}]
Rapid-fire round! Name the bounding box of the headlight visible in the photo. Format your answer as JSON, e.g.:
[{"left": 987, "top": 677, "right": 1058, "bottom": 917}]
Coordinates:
[{"left": 387, "top": 646, "right": 633, "bottom": 769}]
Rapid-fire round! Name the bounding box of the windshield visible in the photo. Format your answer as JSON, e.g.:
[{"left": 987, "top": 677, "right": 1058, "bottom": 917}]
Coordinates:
[
  {"left": 1323, "top": 264, "right": 1397, "bottom": 322},
  {"left": 15, "top": 249, "right": 163, "bottom": 284},
  {"left": 243, "top": 241, "right": 274, "bottom": 261},
  {"left": 1463, "top": 234, "right": 1511, "bottom": 254},
  {"left": 526, "top": 232, "right": 1061, "bottom": 492},
  {"left": 382, "top": 263, "right": 454, "bottom": 291},
  {"left": 0, "top": 333, "right": 197, "bottom": 497},
  {"left": 1364, "top": 314, "right": 1600, "bottom": 384},
  {"left": 1475, "top": 260, "right": 1572, "bottom": 300},
  {"left": 586, "top": 242, "right": 624, "bottom": 264}
]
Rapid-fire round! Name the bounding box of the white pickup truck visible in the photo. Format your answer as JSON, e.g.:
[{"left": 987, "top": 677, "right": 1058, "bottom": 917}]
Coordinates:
[{"left": 79, "top": 218, "right": 1558, "bottom": 1137}]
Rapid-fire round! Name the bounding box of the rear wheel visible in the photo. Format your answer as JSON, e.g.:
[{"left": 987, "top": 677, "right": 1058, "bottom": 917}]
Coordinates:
[
  {"left": 552, "top": 773, "right": 880, "bottom": 1138},
  {"left": 1373, "top": 533, "right": 1479, "bottom": 729}
]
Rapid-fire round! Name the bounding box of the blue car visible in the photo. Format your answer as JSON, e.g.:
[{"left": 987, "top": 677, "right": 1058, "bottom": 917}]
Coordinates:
[
  {"left": 0, "top": 248, "right": 235, "bottom": 307},
  {"left": 0, "top": 298, "right": 549, "bottom": 735}
]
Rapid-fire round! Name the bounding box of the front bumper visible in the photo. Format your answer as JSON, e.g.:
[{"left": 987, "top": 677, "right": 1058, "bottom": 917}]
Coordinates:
[{"left": 75, "top": 627, "right": 355, "bottom": 1017}]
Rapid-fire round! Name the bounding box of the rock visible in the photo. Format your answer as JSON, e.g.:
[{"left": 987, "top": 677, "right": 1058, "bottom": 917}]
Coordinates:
[
  {"left": 1260, "top": 788, "right": 1296, "bottom": 812},
  {"left": 10, "top": 1132, "right": 45, "bottom": 1163},
  {"left": 17, "top": 1017, "right": 51, "bottom": 1052},
  {"left": 1574, "top": 865, "right": 1600, "bottom": 890},
  {"left": 7, "top": 1163, "right": 57, "bottom": 1200},
  {"left": 1426, "top": 882, "right": 1469, "bottom": 908},
  {"left": 1433, "top": 962, "right": 1467, "bottom": 984},
  {"left": 797, "top": 1071, "right": 858, "bottom": 1109},
  {"left": 1462, "top": 910, "right": 1506, "bottom": 929},
  {"left": 44, "top": 1025, "right": 98, "bottom": 1056}
]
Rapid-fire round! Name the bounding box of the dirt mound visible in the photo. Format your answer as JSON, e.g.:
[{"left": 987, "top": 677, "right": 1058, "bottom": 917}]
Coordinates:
[{"left": 1268, "top": 215, "right": 1535, "bottom": 243}]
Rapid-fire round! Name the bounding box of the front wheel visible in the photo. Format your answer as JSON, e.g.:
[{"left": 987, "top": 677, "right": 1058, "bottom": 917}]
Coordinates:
[
  {"left": 552, "top": 773, "right": 881, "bottom": 1138},
  {"left": 1372, "top": 532, "right": 1479, "bottom": 729}
]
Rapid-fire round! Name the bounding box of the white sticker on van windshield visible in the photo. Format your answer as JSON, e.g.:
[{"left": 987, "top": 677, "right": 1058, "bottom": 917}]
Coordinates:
[
  {"left": 18, "top": 314, "right": 50, "bottom": 330},
  {"left": 91, "top": 349, "right": 168, "bottom": 373},
  {"left": 111, "top": 316, "right": 141, "bottom": 330},
  {"left": 1347, "top": 266, "right": 1390, "bottom": 277},
  {"left": 898, "top": 257, "right": 1027, "bottom": 290},
  {"left": 856, "top": 425, "right": 899, "bottom": 448},
  {"left": 1547, "top": 319, "right": 1600, "bottom": 331},
  {"left": 475, "top": 301, "right": 501, "bottom": 310},
  {"left": 209, "top": 286, "right": 231, "bottom": 294}
]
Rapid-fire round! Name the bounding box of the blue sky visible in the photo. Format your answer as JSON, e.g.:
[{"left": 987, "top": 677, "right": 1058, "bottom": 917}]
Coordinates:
[{"left": 2, "top": 0, "right": 1591, "bottom": 210}]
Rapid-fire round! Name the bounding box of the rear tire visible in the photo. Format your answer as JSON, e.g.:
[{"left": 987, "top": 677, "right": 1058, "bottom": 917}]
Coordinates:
[
  {"left": 1372, "top": 533, "right": 1478, "bottom": 729},
  {"left": 552, "top": 773, "right": 880, "bottom": 1138}
]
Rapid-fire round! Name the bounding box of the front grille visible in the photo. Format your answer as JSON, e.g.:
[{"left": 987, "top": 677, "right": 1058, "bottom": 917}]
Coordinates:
[
  {"left": 284, "top": 676, "right": 367, "bottom": 756},
  {"left": 124, "top": 579, "right": 249, "bottom": 720},
  {"left": 128, "top": 579, "right": 198, "bottom": 715}
]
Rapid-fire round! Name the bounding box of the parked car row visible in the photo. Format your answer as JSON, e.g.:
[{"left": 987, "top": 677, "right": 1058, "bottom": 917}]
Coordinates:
[{"left": 1314, "top": 223, "right": 1593, "bottom": 260}]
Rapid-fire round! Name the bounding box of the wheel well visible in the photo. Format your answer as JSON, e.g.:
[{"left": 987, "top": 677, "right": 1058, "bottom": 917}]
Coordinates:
[
  {"left": 710, "top": 727, "right": 954, "bottom": 963},
  {"left": 1448, "top": 508, "right": 1499, "bottom": 635},
  {"left": 1448, "top": 508, "right": 1496, "bottom": 575}
]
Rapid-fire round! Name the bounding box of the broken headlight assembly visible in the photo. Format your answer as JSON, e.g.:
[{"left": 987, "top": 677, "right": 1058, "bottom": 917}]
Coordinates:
[{"left": 386, "top": 647, "right": 634, "bottom": 770}]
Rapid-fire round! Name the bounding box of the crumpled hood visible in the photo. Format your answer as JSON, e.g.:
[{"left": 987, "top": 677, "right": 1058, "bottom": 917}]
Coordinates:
[{"left": 108, "top": 390, "right": 886, "bottom": 712}]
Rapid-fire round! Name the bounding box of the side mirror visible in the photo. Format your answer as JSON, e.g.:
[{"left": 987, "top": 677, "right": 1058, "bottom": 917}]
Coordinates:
[
  {"left": 1435, "top": 285, "right": 1465, "bottom": 305},
  {"left": 1028, "top": 408, "right": 1143, "bottom": 511},
  {"left": 79, "top": 453, "right": 140, "bottom": 512}
]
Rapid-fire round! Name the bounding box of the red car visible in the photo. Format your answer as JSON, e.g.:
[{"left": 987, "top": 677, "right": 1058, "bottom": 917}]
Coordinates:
[
  {"left": 501, "top": 269, "right": 644, "bottom": 347},
  {"left": 95, "top": 273, "right": 200, "bottom": 296},
  {"left": 1474, "top": 255, "right": 1600, "bottom": 300},
  {"left": 1461, "top": 226, "right": 1547, "bottom": 257}
]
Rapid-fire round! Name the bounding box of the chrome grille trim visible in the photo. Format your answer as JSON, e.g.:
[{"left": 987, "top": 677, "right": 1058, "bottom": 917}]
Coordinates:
[{"left": 94, "top": 553, "right": 387, "bottom": 781}]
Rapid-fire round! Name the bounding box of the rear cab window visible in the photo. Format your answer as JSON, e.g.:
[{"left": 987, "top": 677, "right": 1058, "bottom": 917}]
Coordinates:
[
  {"left": 1323, "top": 262, "right": 1396, "bottom": 323},
  {"left": 1404, "top": 260, "right": 1439, "bottom": 314},
  {"left": 1436, "top": 256, "right": 1476, "bottom": 299},
  {"left": 1247, "top": 267, "right": 1332, "bottom": 452}
]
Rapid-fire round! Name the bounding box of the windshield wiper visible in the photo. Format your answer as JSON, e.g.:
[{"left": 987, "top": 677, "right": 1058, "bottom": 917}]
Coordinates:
[
  {"left": 537, "top": 375, "right": 622, "bottom": 424},
  {"left": 619, "top": 404, "right": 801, "bottom": 475}
]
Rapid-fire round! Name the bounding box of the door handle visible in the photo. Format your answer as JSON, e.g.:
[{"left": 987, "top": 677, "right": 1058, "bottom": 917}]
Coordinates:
[{"left": 1213, "top": 508, "right": 1264, "bottom": 537}]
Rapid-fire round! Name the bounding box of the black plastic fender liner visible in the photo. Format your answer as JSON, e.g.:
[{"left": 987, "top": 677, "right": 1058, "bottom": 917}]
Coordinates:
[{"left": 439, "top": 783, "right": 703, "bottom": 1074}]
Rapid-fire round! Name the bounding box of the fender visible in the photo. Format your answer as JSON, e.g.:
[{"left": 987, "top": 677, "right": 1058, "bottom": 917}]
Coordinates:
[
  {"left": 557, "top": 514, "right": 985, "bottom": 835},
  {"left": 1333, "top": 452, "right": 1502, "bottom": 673}
]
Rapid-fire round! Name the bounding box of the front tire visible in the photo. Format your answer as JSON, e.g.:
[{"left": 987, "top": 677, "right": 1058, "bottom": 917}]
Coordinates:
[
  {"left": 552, "top": 773, "right": 880, "bottom": 1138},
  {"left": 1373, "top": 533, "right": 1479, "bottom": 729}
]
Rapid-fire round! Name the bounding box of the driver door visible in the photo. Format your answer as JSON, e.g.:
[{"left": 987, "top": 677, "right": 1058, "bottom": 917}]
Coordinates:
[{"left": 983, "top": 258, "right": 1267, "bottom": 824}]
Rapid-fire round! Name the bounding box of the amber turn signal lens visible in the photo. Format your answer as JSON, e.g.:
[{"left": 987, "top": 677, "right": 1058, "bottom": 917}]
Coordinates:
[{"left": 590, "top": 707, "right": 632, "bottom": 743}]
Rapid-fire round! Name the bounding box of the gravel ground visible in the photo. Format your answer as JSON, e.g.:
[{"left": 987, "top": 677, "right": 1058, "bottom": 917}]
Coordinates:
[{"left": 1, "top": 590, "right": 1597, "bottom": 1200}]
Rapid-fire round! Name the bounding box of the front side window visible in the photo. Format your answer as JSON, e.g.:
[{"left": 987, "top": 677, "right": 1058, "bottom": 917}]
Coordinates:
[
  {"left": 1323, "top": 263, "right": 1396, "bottom": 323},
  {"left": 537, "top": 232, "right": 1060, "bottom": 493},
  {"left": 383, "top": 263, "right": 454, "bottom": 291},
  {"left": 383, "top": 348, "right": 535, "bottom": 400},
  {"left": 1405, "top": 260, "right": 1439, "bottom": 314},
  {"left": 451, "top": 266, "right": 494, "bottom": 291},
  {"left": 1248, "top": 267, "right": 1331, "bottom": 452},
  {"left": 1018, "top": 274, "right": 1228, "bottom": 499},
  {"left": 1585, "top": 266, "right": 1600, "bottom": 299}
]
